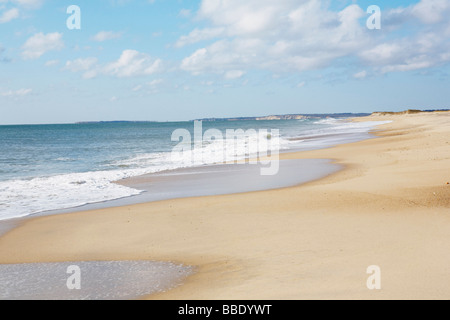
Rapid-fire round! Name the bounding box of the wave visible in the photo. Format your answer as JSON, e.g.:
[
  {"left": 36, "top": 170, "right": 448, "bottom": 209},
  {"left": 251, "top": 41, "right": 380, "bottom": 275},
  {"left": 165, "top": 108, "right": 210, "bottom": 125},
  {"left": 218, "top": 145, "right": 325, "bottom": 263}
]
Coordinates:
[
  {"left": 0, "top": 130, "right": 290, "bottom": 221},
  {"left": 0, "top": 120, "right": 390, "bottom": 221},
  {"left": 0, "top": 170, "right": 141, "bottom": 220}
]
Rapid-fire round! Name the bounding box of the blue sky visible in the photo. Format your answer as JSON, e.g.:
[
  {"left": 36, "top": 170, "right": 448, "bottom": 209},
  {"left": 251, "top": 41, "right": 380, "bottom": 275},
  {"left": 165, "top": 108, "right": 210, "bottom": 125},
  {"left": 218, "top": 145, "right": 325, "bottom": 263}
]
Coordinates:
[{"left": 0, "top": 0, "right": 449, "bottom": 124}]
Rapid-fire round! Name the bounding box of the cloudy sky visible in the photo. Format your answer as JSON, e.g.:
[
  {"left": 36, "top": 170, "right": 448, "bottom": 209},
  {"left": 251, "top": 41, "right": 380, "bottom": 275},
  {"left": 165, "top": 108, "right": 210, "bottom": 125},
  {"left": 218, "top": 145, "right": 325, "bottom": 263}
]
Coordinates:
[{"left": 0, "top": 0, "right": 449, "bottom": 124}]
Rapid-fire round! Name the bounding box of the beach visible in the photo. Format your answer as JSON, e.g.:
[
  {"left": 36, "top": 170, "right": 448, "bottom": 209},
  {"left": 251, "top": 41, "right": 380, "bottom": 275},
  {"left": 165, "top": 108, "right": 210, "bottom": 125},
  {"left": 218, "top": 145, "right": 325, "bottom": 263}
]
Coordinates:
[{"left": 0, "top": 112, "right": 449, "bottom": 299}]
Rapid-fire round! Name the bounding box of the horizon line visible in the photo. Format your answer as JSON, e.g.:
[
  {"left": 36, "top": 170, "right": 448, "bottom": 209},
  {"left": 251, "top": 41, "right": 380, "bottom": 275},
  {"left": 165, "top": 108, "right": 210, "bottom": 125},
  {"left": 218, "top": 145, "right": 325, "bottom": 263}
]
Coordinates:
[{"left": 1, "top": 109, "right": 448, "bottom": 126}]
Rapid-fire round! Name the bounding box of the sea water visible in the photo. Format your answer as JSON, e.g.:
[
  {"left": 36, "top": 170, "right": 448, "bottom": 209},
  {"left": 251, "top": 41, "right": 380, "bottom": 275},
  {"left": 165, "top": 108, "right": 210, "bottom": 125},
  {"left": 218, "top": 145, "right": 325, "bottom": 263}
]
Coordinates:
[
  {"left": 0, "top": 118, "right": 387, "bottom": 221},
  {"left": 0, "top": 261, "right": 194, "bottom": 300}
]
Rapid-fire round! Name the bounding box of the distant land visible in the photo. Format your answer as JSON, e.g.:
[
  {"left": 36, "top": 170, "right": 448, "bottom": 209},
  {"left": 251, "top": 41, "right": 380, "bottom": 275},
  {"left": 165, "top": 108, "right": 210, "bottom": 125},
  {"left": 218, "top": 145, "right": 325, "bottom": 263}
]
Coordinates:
[
  {"left": 75, "top": 113, "right": 370, "bottom": 124},
  {"left": 372, "top": 109, "right": 449, "bottom": 116},
  {"left": 193, "top": 113, "right": 371, "bottom": 122},
  {"left": 74, "top": 110, "right": 449, "bottom": 124},
  {"left": 195, "top": 109, "right": 449, "bottom": 122},
  {"left": 75, "top": 120, "right": 160, "bottom": 124}
]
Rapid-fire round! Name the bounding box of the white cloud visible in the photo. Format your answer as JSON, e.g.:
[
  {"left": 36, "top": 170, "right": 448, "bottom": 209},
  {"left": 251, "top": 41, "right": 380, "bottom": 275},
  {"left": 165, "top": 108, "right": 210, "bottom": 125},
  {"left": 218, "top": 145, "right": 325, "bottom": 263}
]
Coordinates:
[
  {"left": 148, "top": 79, "right": 163, "bottom": 86},
  {"left": 372, "top": 0, "right": 450, "bottom": 73},
  {"left": 175, "top": 27, "right": 225, "bottom": 48},
  {"left": 181, "top": 39, "right": 265, "bottom": 75},
  {"left": 360, "top": 43, "right": 403, "bottom": 64},
  {"left": 64, "top": 57, "right": 99, "bottom": 78},
  {"left": 0, "top": 8, "right": 19, "bottom": 23},
  {"left": 64, "top": 57, "right": 98, "bottom": 72},
  {"left": 224, "top": 70, "right": 245, "bottom": 79},
  {"left": 131, "top": 80, "right": 163, "bottom": 94},
  {"left": 381, "top": 60, "right": 433, "bottom": 73},
  {"left": 104, "top": 50, "right": 162, "bottom": 78},
  {"left": 147, "top": 79, "right": 163, "bottom": 93},
  {"left": 64, "top": 50, "right": 164, "bottom": 79},
  {"left": 359, "top": 30, "right": 450, "bottom": 74},
  {"left": 179, "top": 0, "right": 368, "bottom": 76},
  {"left": 91, "top": 31, "right": 123, "bottom": 42},
  {"left": 21, "top": 32, "right": 63, "bottom": 60},
  {"left": 353, "top": 70, "right": 367, "bottom": 79},
  {"left": 197, "top": 0, "right": 291, "bottom": 36},
  {"left": 411, "top": 0, "right": 450, "bottom": 24},
  {"left": 1, "top": 88, "right": 32, "bottom": 97},
  {"left": 44, "top": 59, "right": 59, "bottom": 67},
  {"left": 383, "top": 0, "right": 450, "bottom": 28},
  {"left": 178, "top": 0, "right": 450, "bottom": 77}
]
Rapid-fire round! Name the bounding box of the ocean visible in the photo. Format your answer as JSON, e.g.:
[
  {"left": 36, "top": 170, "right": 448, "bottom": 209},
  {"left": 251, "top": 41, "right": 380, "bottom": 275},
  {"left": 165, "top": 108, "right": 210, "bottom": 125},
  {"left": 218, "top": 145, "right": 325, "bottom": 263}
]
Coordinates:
[{"left": 0, "top": 118, "right": 387, "bottom": 221}]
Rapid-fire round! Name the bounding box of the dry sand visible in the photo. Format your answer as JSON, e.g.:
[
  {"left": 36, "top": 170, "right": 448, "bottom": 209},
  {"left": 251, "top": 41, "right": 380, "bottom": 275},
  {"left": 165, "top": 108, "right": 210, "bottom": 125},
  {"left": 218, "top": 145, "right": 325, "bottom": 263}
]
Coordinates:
[{"left": 0, "top": 112, "right": 449, "bottom": 300}]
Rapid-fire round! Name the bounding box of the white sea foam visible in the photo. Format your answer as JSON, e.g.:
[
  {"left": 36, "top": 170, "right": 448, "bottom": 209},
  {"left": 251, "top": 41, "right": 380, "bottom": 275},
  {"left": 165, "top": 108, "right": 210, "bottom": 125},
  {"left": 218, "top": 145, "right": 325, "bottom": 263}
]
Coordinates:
[
  {"left": 0, "top": 130, "right": 288, "bottom": 221},
  {"left": 296, "top": 119, "right": 391, "bottom": 140},
  {"left": 0, "top": 171, "right": 141, "bottom": 220}
]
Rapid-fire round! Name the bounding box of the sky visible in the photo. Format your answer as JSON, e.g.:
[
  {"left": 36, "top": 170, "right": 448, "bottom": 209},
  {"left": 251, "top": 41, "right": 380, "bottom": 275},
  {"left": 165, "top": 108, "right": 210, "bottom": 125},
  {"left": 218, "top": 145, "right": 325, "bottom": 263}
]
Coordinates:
[{"left": 0, "top": 0, "right": 449, "bottom": 124}]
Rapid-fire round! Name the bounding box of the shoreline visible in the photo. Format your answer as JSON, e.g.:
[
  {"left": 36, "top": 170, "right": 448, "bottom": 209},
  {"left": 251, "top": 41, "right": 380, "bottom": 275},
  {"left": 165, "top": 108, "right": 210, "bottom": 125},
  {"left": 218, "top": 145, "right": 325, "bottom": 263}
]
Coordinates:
[
  {"left": 0, "top": 117, "right": 379, "bottom": 227},
  {"left": 0, "top": 112, "right": 449, "bottom": 299}
]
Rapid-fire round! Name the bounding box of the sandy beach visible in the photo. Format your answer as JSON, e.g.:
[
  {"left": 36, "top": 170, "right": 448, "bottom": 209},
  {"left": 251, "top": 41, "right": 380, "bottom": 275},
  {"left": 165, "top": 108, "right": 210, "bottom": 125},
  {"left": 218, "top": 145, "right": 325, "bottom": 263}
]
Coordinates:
[{"left": 0, "top": 112, "right": 449, "bottom": 300}]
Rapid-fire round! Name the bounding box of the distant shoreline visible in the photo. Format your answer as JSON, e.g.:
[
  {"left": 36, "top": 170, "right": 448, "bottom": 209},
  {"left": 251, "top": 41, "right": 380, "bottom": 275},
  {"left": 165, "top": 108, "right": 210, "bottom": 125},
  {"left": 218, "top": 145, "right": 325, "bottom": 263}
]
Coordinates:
[
  {"left": 66, "top": 109, "right": 450, "bottom": 124},
  {"left": 76, "top": 113, "right": 372, "bottom": 124},
  {"left": 2, "top": 109, "right": 448, "bottom": 126}
]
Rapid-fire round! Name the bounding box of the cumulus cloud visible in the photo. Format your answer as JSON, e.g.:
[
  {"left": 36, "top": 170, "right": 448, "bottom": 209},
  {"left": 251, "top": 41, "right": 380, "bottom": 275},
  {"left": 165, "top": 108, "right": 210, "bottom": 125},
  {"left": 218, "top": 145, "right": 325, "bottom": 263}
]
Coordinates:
[
  {"left": 181, "top": 39, "right": 266, "bottom": 75},
  {"left": 0, "top": 0, "right": 46, "bottom": 28},
  {"left": 21, "top": 32, "right": 63, "bottom": 60},
  {"left": 178, "top": 0, "right": 450, "bottom": 77},
  {"left": 411, "top": 0, "right": 450, "bottom": 24},
  {"left": 0, "top": 0, "right": 44, "bottom": 22},
  {"left": 104, "top": 50, "right": 162, "bottom": 78},
  {"left": 179, "top": 0, "right": 368, "bottom": 76},
  {"left": 64, "top": 57, "right": 98, "bottom": 72},
  {"left": 65, "top": 50, "right": 163, "bottom": 79},
  {"left": 359, "top": 31, "right": 450, "bottom": 73},
  {"left": 197, "top": 0, "right": 293, "bottom": 36},
  {"left": 383, "top": 0, "right": 450, "bottom": 28},
  {"left": 91, "top": 31, "right": 123, "bottom": 42},
  {"left": 367, "top": 0, "right": 450, "bottom": 73},
  {"left": 0, "top": 8, "right": 19, "bottom": 23},
  {"left": 64, "top": 57, "right": 99, "bottom": 79}
]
